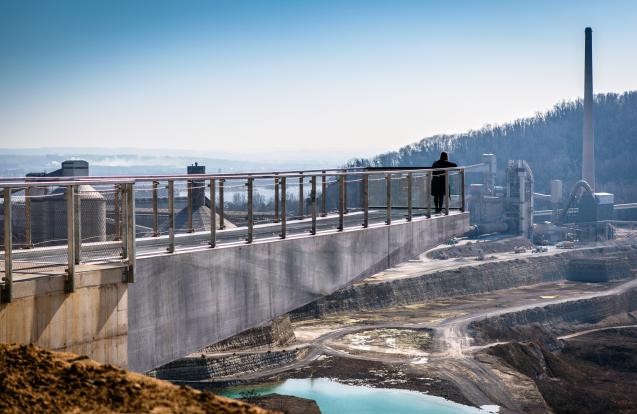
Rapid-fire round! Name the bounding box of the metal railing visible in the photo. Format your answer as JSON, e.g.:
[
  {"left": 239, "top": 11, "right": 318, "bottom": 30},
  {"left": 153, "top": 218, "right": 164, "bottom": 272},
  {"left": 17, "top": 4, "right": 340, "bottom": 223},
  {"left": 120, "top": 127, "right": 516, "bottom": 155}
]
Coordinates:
[{"left": 0, "top": 166, "right": 465, "bottom": 303}]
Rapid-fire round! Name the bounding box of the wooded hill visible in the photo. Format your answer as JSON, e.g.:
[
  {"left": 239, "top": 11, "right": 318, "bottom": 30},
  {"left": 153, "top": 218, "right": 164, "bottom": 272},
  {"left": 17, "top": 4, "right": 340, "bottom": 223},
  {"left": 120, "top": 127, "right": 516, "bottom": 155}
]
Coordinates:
[{"left": 349, "top": 92, "right": 637, "bottom": 202}]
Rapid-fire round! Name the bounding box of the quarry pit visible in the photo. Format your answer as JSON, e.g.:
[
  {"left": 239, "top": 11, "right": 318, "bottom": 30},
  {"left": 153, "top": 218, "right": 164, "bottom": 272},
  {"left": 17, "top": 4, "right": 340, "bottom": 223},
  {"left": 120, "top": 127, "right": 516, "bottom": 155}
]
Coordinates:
[{"left": 151, "top": 233, "right": 637, "bottom": 414}]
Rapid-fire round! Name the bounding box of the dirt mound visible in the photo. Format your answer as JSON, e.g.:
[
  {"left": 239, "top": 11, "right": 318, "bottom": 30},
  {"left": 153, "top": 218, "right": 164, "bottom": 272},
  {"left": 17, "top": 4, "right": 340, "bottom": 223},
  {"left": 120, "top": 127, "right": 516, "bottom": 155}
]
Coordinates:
[
  {"left": 0, "top": 343, "right": 277, "bottom": 414},
  {"left": 429, "top": 236, "right": 534, "bottom": 260}
]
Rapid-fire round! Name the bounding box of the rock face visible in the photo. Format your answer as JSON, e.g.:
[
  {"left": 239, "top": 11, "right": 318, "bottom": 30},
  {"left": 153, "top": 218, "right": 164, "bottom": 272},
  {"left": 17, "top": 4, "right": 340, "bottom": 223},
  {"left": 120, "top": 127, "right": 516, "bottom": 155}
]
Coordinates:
[
  {"left": 243, "top": 394, "right": 321, "bottom": 414},
  {"left": 149, "top": 316, "right": 300, "bottom": 382},
  {"left": 202, "top": 316, "right": 296, "bottom": 353},
  {"left": 428, "top": 236, "right": 534, "bottom": 260},
  {"left": 567, "top": 255, "right": 633, "bottom": 282},
  {"left": 150, "top": 348, "right": 308, "bottom": 381},
  {"left": 291, "top": 244, "right": 637, "bottom": 320},
  {"left": 469, "top": 286, "right": 637, "bottom": 346},
  {"left": 485, "top": 328, "right": 637, "bottom": 414}
]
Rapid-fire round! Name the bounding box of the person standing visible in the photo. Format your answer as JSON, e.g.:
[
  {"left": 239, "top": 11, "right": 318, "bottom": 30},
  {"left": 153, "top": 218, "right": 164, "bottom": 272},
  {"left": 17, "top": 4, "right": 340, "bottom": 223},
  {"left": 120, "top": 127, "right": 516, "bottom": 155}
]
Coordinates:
[{"left": 431, "top": 152, "right": 457, "bottom": 213}]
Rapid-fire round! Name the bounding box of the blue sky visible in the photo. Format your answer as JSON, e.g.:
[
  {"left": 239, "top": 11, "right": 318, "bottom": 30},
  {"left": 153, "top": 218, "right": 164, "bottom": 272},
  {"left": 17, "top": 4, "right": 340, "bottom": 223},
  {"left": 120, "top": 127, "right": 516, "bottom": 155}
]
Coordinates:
[{"left": 0, "top": 0, "right": 636, "bottom": 160}]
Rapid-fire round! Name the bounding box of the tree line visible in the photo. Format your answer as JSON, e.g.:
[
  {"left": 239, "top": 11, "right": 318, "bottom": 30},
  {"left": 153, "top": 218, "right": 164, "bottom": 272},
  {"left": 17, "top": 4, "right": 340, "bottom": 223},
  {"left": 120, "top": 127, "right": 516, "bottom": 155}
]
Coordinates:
[{"left": 348, "top": 92, "right": 637, "bottom": 203}]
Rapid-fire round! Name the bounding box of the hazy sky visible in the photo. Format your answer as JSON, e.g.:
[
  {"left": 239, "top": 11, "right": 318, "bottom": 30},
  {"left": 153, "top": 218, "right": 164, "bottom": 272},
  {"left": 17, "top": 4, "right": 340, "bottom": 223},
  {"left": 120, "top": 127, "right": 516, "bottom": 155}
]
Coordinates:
[{"left": 0, "top": 0, "right": 636, "bottom": 160}]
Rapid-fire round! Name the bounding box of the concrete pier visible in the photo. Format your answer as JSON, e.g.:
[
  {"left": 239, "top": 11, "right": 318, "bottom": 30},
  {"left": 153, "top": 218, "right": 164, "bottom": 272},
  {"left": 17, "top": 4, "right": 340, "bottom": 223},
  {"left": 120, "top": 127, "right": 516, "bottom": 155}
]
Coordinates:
[{"left": 0, "top": 265, "right": 129, "bottom": 367}]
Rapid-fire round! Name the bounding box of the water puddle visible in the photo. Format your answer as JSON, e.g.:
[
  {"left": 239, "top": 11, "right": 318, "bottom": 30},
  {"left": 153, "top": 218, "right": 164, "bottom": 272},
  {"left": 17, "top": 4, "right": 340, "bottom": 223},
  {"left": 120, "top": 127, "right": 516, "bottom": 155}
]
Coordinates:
[
  {"left": 328, "top": 328, "right": 432, "bottom": 357},
  {"left": 219, "top": 378, "right": 499, "bottom": 413}
]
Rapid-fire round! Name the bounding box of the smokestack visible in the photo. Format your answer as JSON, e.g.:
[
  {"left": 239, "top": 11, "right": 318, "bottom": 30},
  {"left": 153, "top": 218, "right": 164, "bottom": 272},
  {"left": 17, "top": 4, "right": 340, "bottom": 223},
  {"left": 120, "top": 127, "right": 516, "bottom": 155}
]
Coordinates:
[{"left": 582, "top": 27, "right": 595, "bottom": 190}]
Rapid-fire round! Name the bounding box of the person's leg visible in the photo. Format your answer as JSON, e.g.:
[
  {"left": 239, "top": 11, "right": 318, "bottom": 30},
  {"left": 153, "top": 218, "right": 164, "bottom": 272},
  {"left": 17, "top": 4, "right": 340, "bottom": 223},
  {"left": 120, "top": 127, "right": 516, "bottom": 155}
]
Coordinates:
[{"left": 434, "top": 195, "right": 442, "bottom": 212}]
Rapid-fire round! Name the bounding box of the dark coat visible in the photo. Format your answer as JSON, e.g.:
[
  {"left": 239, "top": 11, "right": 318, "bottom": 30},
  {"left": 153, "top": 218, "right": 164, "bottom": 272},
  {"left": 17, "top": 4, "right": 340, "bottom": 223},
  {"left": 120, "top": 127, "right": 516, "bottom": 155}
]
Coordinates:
[{"left": 431, "top": 159, "right": 457, "bottom": 195}]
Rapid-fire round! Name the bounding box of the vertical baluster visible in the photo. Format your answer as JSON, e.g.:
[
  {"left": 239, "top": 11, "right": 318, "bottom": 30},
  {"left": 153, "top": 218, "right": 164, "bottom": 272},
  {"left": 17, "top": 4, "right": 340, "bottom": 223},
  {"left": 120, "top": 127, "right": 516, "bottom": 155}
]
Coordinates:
[
  {"left": 24, "top": 186, "right": 32, "bottom": 249},
  {"left": 74, "top": 185, "right": 81, "bottom": 265},
  {"left": 386, "top": 173, "right": 392, "bottom": 225},
  {"left": 321, "top": 171, "right": 327, "bottom": 217},
  {"left": 167, "top": 180, "right": 175, "bottom": 253},
  {"left": 343, "top": 171, "right": 348, "bottom": 214},
  {"left": 310, "top": 176, "right": 317, "bottom": 235},
  {"left": 2, "top": 187, "right": 13, "bottom": 303},
  {"left": 66, "top": 185, "right": 75, "bottom": 292},
  {"left": 362, "top": 174, "right": 369, "bottom": 228},
  {"left": 152, "top": 181, "right": 159, "bottom": 237},
  {"left": 114, "top": 184, "right": 121, "bottom": 240},
  {"left": 338, "top": 175, "right": 345, "bottom": 231},
  {"left": 187, "top": 180, "right": 194, "bottom": 233},
  {"left": 219, "top": 179, "right": 225, "bottom": 230},
  {"left": 426, "top": 172, "right": 432, "bottom": 218},
  {"left": 274, "top": 175, "right": 280, "bottom": 224},
  {"left": 125, "top": 183, "right": 136, "bottom": 283},
  {"left": 444, "top": 170, "right": 450, "bottom": 216},
  {"left": 460, "top": 169, "right": 466, "bottom": 212},
  {"left": 210, "top": 178, "right": 216, "bottom": 247},
  {"left": 407, "top": 172, "right": 413, "bottom": 221},
  {"left": 280, "top": 177, "right": 287, "bottom": 239},
  {"left": 247, "top": 177, "right": 254, "bottom": 243},
  {"left": 298, "top": 174, "right": 304, "bottom": 219}
]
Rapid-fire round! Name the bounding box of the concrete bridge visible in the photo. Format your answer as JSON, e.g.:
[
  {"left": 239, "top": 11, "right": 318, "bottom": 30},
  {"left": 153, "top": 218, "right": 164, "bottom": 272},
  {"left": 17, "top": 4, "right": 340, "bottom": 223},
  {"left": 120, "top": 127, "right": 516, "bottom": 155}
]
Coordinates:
[{"left": 0, "top": 167, "right": 469, "bottom": 372}]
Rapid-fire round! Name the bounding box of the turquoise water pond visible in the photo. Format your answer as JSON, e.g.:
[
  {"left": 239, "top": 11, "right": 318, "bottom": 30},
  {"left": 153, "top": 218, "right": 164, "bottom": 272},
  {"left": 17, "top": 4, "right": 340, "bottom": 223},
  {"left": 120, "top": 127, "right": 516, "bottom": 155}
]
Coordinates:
[{"left": 219, "top": 378, "right": 499, "bottom": 414}]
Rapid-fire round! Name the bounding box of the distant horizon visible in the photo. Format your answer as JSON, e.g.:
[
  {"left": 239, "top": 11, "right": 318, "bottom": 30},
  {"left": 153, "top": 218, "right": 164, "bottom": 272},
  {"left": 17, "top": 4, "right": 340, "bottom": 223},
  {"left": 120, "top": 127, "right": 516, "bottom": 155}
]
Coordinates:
[{"left": 1, "top": 89, "right": 634, "bottom": 163}]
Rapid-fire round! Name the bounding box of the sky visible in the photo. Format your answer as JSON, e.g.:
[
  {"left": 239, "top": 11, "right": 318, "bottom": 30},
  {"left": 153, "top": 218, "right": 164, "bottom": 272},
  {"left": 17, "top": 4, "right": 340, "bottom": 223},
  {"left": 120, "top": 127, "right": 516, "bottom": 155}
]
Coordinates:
[{"left": 0, "top": 0, "right": 636, "bottom": 161}]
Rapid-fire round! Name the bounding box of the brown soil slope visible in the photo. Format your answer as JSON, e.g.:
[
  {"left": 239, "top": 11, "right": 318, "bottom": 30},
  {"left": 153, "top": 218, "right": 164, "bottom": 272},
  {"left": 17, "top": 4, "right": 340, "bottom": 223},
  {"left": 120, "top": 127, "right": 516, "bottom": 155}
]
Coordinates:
[
  {"left": 0, "top": 343, "right": 277, "bottom": 414},
  {"left": 486, "top": 328, "right": 637, "bottom": 414}
]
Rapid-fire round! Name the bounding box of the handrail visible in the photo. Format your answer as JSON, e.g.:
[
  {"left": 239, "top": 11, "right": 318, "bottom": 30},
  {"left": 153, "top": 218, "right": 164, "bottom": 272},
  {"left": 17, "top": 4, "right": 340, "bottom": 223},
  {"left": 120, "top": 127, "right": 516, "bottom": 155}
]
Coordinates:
[
  {"left": 0, "top": 166, "right": 466, "bottom": 187},
  {"left": 1, "top": 166, "right": 467, "bottom": 303}
]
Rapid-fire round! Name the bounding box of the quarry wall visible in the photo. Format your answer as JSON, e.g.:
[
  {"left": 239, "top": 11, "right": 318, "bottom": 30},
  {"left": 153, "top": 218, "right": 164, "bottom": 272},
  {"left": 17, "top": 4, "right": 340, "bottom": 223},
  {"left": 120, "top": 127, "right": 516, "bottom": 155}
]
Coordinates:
[{"left": 291, "top": 243, "right": 637, "bottom": 320}]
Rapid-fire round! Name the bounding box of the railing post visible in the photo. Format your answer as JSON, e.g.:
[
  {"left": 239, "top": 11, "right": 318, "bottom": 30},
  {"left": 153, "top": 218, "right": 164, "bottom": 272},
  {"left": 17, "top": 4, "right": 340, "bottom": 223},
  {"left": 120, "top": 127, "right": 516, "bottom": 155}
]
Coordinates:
[
  {"left": 460, "top": 169, "right": 466, "bottom": 212},
  {"left": 338, "top": 175, "right": 345, "bottom": 231},
  {"left": 298, "top": 174, "right": 304, "bottom": 219},
  {"left": 385, "top": 173, "right": 392, "bottom": 225},
  {"left": 74, "top": 186, "right": 82, "bottom": 265},
  {"left": 187, "top": 179, "right": 194, "bottom": 233},
  {"left": 274, "top": 175, "right": 280, "bottom": 224},
  {"left": 343, "top": 171, "right": 348, "bottom": 214},
  {"left": 246, "top": 177, "right": 254, "bottom": 243},
  {"left": 219, "top": 179, "right": 225, "bottom": 230},
  {"left": 24, "top": 186, "right": 32, "bottom": 249},
  {"left": 362, "top": 174, "right": 369, "bottom": 228},
  {"left": 114, "top": 184, "right": 121, "bottom": 241},
  {"left": 444, "top": 170, "right": 450, "bottom": 216},
  {"left": 310, "top": 175, "right": 317, "bottom": 235},
  {"left": 152, "top": 180, "right": 159, "bottom": 237},
  {"left": 167, "top": 180, "right": 175, "bottom": 253},
  {"left": 426, "top": 172, "right": 432, "bottom": 218},
  {"left": 280, "top": 177, "right": 287, "bottom": 239},
  {"left": 210, "top": 178, "right": 216, "bottom": 248},
  {"left": 66, "top": 185, "right": 75, "bottom": 293},
  {"left": 2, "top": 187, "right": 13, "bottom": 303},
  {"left": 320, "top": 171, "right": 327, "bottom": 217},
  {"left": 125, "top": 183, "right": 136, "bottom": 283},
  {"left": 121, "top": 184, "right": 128, "bottom": 258},
  {"left": 407, "top": 172, "right": 413, "bottom": 221}
]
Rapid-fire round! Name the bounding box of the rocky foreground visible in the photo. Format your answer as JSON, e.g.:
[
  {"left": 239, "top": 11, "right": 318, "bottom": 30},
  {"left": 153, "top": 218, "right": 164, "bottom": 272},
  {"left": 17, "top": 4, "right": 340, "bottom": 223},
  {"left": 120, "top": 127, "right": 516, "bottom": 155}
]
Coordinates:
[{"left": 0, "top": 343, "right": 278, "bottom": 414}]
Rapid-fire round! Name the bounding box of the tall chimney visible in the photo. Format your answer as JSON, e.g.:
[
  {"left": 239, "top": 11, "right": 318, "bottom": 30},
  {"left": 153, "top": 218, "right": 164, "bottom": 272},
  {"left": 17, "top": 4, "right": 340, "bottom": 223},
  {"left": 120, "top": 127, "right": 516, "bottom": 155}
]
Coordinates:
[{"left": 582, "top": 27, "right": 595, "bottom": 190}]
